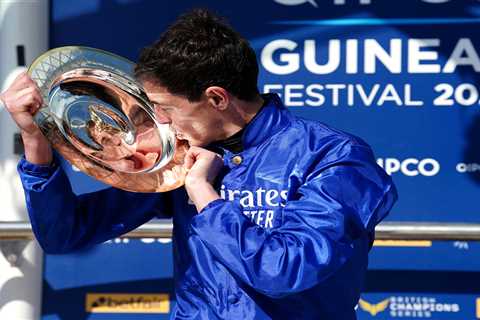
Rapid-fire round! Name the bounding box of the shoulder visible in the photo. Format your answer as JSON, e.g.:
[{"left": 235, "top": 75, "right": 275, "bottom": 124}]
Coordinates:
[{"left": 279, "top": 116, "right": 374, "bottom": 160}]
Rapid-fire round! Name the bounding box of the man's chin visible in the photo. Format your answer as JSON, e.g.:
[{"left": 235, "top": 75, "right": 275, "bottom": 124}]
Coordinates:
[
  {"left": 184, "top": 138, "right": 210, "bottom": 148},
  {"left": 186, "top": 140, "right": 203, "bottom": 147}
]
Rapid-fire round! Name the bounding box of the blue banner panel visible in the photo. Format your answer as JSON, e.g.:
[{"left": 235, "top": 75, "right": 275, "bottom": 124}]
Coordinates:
[
  {"left": 50, "top": 0, "right": 480, "bottom": 223},
  {"left": 42, "top": 239, "right": 174, "bottom": 320},
  {"left": 43, "top": 1, "right": 480, "bottom": 319},
  {"left": 369, "top": 240, "right": 480, "bottom": 271},
  {"left": 41, "top": 240, "right": 480, "bottom": 319}
]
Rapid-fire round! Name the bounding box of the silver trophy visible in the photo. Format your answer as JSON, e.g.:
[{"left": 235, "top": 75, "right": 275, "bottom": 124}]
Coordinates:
[{"left": 28, "top": 46, "right": 188, "bottom": 192}]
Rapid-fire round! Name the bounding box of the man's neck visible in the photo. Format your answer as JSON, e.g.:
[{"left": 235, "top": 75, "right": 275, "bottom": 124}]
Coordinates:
[
  {"left": 219, "top": 94, "right": 264, "bottom": 140},
  {"left": 207, "top": 94, "right": 265, "bottom": 153}
]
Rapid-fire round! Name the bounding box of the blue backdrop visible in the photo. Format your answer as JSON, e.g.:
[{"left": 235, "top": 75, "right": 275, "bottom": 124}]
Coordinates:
[{"left": 41, "top": 1, "right": 480, "bottom": 319}]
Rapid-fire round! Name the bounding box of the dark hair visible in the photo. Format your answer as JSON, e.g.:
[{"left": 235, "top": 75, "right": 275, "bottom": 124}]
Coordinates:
[{"left": 135, "top": 9, "right": 259, "bottom": 102}]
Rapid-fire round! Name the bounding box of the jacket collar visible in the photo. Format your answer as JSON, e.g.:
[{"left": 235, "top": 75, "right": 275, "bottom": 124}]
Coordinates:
[
  {"left": 208, "top": 93, "right": 293, "bottom": 155},
  {"left": 241, "top": 93, "right": 293, "bottom": 150}
]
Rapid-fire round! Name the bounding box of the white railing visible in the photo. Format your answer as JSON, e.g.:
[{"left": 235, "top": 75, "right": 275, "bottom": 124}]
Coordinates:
[{"left": 1, "top": 221, "right": 480, "bottom": 240}]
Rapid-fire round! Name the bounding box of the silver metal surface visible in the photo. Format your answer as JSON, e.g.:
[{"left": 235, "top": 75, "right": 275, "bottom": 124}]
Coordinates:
[
  {"left": 28, "top": 46, "right": 188, "bottom": 192},
  {"left": 2, "top": 221, "right": 480, "bottom": 241},
  {"left": 374, "top": 221, "right": 480, "bottom": 240}
]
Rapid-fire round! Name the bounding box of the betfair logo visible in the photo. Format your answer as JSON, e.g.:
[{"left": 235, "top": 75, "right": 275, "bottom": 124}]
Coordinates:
[
  {"left": 358, "top": 298, "right": 390, "bottom": 316},
  {"left": 86, "top": 293, "right": 169, "bottom": 313},
  {"left": 476, "top": 298, "right": 480, "bottom": 318}
]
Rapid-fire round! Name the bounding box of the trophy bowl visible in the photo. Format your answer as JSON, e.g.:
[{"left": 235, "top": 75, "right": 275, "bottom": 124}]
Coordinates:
[{"left": 28, "top": 46, "right": 188, "bottom": 192}]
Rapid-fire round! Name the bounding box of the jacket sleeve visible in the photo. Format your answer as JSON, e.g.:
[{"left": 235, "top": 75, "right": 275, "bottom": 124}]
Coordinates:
[
  {"left": 189, "top": 142, "right": 397, "bottom": 298},
  {"left": 17, "top": 155, "right": 167, "bottom": 254}
]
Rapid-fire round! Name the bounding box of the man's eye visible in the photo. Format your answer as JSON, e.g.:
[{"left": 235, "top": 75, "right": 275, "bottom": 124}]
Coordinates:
[{"left": 160, "top": 106, "right": 172, "bottom": 112}]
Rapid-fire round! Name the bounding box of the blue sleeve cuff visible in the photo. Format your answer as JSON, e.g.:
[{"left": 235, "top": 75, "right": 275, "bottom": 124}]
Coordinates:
[
  {"left": 198, "top": 198, "right": 226, "bottom": 214},
  {"left": 17, "top": 155, "right": 59, "bottom": 178},
  {"left": 190, "top": 198, "right": 253, "bottom": 238},
  {"left": 190, "top": 199, "right": 228, "bottom": 234}
]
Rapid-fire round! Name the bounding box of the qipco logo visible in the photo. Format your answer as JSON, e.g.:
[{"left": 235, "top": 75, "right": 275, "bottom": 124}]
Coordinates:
[
  {"left": 273, "top": 0, "right": 465, "bottom": 7},
  {"left": 273, "top": 0, "right": 318, "bottom": 7},
  {"left": 456, "top": 162, "right": 480, "bottom": 173},
  {"left": 377, "top": 158, "right": 440, "bottom": 177}
]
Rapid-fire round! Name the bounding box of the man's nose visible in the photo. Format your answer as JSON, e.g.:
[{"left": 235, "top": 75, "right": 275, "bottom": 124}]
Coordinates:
[{"left": 154, "top": 107, "right": 171, "bottom": 124}]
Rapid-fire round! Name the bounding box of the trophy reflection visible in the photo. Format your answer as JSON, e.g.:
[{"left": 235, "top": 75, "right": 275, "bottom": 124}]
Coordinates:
[{"left": 87, "top": 105, "right": 160, "bottom": 172}]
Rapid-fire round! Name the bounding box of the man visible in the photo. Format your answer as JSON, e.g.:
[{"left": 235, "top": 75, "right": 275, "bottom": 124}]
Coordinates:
[{"left": 0, "top": 9, "right": 397, "bottom": 320}]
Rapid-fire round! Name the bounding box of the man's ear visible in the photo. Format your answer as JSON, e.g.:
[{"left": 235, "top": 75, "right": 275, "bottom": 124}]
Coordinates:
[{"left": 205, "top": 86, "right": 229, "bottom": 111}]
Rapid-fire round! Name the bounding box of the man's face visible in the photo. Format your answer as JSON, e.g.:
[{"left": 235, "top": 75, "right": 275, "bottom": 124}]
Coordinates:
[{"left": 142, "top": 79, "right": 221, "bottom": 147}]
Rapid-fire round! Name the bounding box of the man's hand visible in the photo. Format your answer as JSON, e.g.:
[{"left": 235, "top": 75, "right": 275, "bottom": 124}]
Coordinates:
[
  {"left": 184, "top": 146, "right": 223, "bottom": 212},
  {"left": 0, "top": 72, "right": 52, "bottom": 165}
]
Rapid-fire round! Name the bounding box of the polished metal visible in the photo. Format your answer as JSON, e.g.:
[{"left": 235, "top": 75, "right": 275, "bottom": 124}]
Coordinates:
[
  {"left": 374, "top": 221, "right": 480, "bottom": 240},
  {"left": 28, "top": 46, "right": 187, "bottom": 192},
  {"left": 0, "top": 222, "right": 34, "bottom": 240},
  {"left": 2, "top": 221, "right": 480, "bottom": 241}
]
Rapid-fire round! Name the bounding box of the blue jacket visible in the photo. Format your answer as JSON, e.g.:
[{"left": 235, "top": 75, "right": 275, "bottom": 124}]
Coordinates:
[{"left": 18, "top": 93, "right": 397, "bottom": 319}]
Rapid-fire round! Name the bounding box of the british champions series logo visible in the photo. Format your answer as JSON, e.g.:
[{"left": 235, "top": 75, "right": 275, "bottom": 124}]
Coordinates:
[
  {"left": 359, "top": 298, "right": 390, "bottom": 316},
  {"left": 358, "top": 296, "right": 460, "bottom": 318}
]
